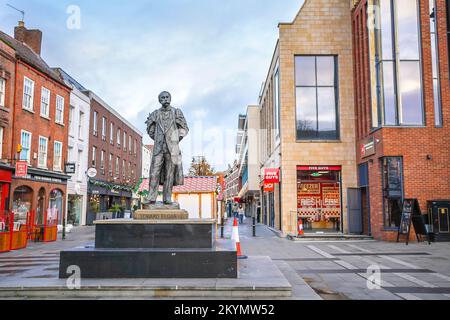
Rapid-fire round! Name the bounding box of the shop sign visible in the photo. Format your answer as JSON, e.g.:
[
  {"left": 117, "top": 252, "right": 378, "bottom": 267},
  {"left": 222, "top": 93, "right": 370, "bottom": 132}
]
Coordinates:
[
  {"left": 15, "top": 161, "right": 28, "bottom": 178},
  {"left": 264, "top": 182, "right": 275, "bottom": 192},
  {"left": 264, "top": 168, "right": 280, "bottom": 183},
  {"left": 65, "top": 162, "right": 76, "bottom": 174},
  {"left": 297, "top": 166, "right": 341, "bottom": 171},
  {"left": 87, "top": 168, "right": 98, "bottom": 178},
  {"left": 360, "top": 137, "right": 376, "bottom": 158}
]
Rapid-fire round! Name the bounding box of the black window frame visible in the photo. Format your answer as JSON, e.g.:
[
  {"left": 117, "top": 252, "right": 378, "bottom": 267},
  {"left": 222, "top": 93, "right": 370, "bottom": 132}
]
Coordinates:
[
  {"left": 294, "top": 55, "right": 340, "bottom": 141},
  {"left": 373, "top": 0, "right": 425, "bottom": 127},
  {"left": 381, "top": 156, "right": 404, "bottom": 229}
]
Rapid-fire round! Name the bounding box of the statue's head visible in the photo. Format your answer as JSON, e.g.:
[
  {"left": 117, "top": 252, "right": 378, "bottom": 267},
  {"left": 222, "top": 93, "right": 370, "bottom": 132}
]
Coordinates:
[{"left": 158, "top": 91, "right": 171, "bottom": 108}]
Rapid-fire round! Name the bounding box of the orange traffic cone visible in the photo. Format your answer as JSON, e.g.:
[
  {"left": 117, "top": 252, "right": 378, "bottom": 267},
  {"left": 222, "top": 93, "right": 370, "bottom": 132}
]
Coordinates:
[
  {"left": 298, "top": 217, "right": 304, "bottom": 237},
  {"left": 232, "top": 217, "right": 247, "bottom": 259}
]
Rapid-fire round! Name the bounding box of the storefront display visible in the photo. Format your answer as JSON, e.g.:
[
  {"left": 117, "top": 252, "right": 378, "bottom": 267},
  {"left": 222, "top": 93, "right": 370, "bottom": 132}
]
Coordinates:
[
  {"left": 68, "top": 195, "right": 83, "bottom": 225},
  {"left": 297, "top": 166, "right": 342, "bottom": 231}
]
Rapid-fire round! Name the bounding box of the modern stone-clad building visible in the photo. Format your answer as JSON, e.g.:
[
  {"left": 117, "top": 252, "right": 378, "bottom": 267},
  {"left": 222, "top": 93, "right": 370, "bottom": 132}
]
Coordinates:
[
  {"left": 258, "top": 0, "right": 358, "bottom": 235},
  {"left": 351, "top": 0, "right": 450, "bottom": 240}
]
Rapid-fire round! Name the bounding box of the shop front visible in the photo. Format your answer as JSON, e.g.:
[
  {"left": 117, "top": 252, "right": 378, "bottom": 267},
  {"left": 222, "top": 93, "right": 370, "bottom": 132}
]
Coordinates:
[
  {"left": 297, "top": 166, "right": 342, "bottom": 233},
  {"left": 0, "top": 164, "right": 13, "bottom": 212},
  {"left": 10, "top": 168, "right": 69, "bottom": 242},
  {"left": 86, "top": 179, "right": 133, "bottom": 225}
]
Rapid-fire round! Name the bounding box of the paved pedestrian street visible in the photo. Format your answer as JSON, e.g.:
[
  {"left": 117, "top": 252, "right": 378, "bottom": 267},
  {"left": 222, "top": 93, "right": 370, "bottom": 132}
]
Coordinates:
[{"left": 0, "top": 219, "right": 450, "bottom": 300}]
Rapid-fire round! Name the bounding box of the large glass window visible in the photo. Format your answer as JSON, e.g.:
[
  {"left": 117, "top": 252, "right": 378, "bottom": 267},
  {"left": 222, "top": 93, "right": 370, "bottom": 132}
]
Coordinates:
[
  {"left": 382, "top": 157, "right": 403, "bottom": 228},
  {"left": 430, "top": 0, "right": 442, "bottom": 127},
  {"left": 373, "top": 0, "right": 423, "bottom": 126},
  {"left": 295, "top": 56, "right": 338, "bottom": 140}
]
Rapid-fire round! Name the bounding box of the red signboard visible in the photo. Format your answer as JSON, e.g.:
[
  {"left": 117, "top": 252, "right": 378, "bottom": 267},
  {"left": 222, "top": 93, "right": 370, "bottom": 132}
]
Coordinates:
[
  {"left": 297, "top": 166, "right": 342, "bottom": 171},
  {"left": 15, "top": 161, "right": 28, "bottom": 178},
  {"left": 264, "top": 168, "right": 280, "bottom": 183},
  {"left": 264, "top": 182, "right": 275, "bottom": 192}
]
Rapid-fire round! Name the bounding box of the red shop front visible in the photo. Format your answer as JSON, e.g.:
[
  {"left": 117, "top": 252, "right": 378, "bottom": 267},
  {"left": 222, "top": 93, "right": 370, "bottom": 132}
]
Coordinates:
[
  {"left": 297, "top": 166, "right": 342, "bottom": 232},
  {"left": 0, "top": 164, "right": 12, "bottom": 212}
]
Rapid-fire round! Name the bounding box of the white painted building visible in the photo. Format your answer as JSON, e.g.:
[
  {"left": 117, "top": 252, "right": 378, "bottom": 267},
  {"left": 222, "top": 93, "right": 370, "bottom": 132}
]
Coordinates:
[
  {"left": 55, "top": 68, "right": 91, "bottom": 226},
  {"left": 142, "top": 144, "right": 153, "bottom": 179}
]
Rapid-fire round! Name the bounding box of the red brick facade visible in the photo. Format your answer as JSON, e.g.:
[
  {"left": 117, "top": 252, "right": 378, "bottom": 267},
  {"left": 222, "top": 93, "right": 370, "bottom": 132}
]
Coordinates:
[
  {"left": 352, "top": 0, "right": 450, "bottom": 241},
  {"left": 88, "top": 96, "right": 142, "bottom": 187}
]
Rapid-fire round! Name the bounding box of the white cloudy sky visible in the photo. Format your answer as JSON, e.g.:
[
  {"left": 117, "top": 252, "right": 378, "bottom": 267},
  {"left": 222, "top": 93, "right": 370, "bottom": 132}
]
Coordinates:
[{"left": 0, "top": 0, "right": 304, "bottom": 172}]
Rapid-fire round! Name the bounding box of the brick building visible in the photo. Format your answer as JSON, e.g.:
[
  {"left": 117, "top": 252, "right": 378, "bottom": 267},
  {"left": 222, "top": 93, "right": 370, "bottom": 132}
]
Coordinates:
[
  {"left": 0, "top": 31, "right": 16, "bottom": 212},
  {"left": 84, "top": 91, "right": 142, "bottom": 224},
  {"left": 0, "top": 23, "right": 71, "bottom": 226},
  {"left": 352, "top": 0, "right": 450, "bottom": 240},
  {"left": 258, "top": 0, "right": 358, "bottom": 235}
]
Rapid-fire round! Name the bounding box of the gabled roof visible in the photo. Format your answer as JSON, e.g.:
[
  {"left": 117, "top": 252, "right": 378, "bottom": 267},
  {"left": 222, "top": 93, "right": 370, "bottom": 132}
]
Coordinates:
[
  {"left": 0, "top": 30, "right": 68, "bottom": 88},
  {"left": 174, "top": 176, "right": 217, "bottom": 193},
  {"left": 136, "top": 176, "right": 218, "bottom": 194}
]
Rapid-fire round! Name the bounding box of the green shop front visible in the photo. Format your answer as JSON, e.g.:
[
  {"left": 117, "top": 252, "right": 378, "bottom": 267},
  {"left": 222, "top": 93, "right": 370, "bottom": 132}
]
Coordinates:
[{"left": 86, "top": 179, "right": 133, "bottom": 225}]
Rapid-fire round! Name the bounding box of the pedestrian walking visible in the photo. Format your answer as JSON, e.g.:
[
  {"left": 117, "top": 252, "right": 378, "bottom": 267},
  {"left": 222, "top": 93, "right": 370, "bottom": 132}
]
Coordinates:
[{"left": 238, "top": 204, "right": 245, "bottom": 224}]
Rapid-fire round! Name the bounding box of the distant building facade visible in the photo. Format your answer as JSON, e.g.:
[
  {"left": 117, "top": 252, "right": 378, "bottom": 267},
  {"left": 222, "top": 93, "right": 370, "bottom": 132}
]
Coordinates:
[
  {"left": 55, "top": 68, "right": 91, "bottom": 226},
  {"left": 85, "top": 92, "right": 143, "bottom": 224}
]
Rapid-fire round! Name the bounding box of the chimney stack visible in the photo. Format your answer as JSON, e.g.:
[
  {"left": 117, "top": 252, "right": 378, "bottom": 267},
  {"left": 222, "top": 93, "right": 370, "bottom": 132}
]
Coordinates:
[{"left": 14, "top": 22, "right": 43, "bottom": 55}]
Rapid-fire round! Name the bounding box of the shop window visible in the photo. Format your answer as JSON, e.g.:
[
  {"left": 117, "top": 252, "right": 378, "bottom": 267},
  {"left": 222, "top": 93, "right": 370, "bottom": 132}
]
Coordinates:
[
  {"left": 381, "top": 157, "right": 403, "bottom": 228},
  {"left": 295, "top": 56, "right": 339, "bottom": 140},
  {"left": 297, "top": 166, "right": 342, "bottom": 231},
  {"left": 49, "top": 189, "right": 63, "bottom": 225},
  {"left": 12, "top": 186, "right": 33, "bottom": 222},
  {"left": 371, "top": 0, "right": 424, "bottom": 126}
]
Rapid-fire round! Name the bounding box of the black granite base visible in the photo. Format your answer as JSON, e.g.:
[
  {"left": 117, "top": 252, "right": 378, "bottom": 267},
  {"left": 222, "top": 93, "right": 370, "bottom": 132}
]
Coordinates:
[
  {"left": 95, "top": 222, "right": 215, "bottom": 249},
  {"left": 59, "top": 247, "right": 237, "bottom": 279}
]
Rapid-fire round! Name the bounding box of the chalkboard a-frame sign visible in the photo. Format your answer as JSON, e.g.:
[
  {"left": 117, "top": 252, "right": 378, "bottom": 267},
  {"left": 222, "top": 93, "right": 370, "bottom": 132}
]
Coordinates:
[{"left": 397, "top": 199, "right": 431, "bottom": 245}]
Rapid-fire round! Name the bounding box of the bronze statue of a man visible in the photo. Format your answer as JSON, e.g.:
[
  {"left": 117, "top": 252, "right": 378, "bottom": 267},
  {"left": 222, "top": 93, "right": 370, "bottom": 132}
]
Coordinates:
[{"left": 145, "top": 91, "right": 189, "bottom": 205}]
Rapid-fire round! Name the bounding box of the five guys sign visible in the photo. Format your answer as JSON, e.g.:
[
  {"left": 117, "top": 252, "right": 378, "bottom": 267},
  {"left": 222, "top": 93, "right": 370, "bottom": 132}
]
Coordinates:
[{"left": 264, "top": 168, "right": 279, "bottom": 192}]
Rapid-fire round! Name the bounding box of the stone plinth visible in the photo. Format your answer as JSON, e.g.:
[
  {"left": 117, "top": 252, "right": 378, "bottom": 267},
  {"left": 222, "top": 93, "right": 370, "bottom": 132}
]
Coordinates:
[
  {"left": 94, "top": 219, "right": 215, "bottom": 249},
  {"left": 134, "top": 209, "right": 188, "bottom": 220},
  {"left": 141, "top": 201, "right": 180, "bottom": 210}
]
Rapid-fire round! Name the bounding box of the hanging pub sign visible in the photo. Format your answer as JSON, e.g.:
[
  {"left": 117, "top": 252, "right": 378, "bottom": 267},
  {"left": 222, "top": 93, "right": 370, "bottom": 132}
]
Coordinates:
[
  {"left": 397, "top": 198, "right": 431, "bottom": 245},
  {"left": 15, "top": 161, "right": 28, "bottom": 178},
  {"left": 264, "top": 168, "right": 280, "bottom": 183}
]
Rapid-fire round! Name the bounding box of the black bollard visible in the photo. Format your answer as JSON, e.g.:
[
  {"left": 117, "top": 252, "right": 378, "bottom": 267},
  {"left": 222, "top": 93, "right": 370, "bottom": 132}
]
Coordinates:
[{"left": 252, "top": 216, "right": 256, "bottom": 237}]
